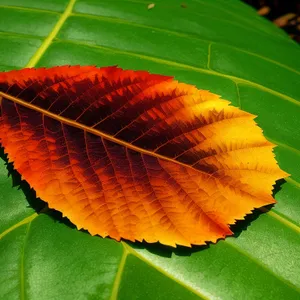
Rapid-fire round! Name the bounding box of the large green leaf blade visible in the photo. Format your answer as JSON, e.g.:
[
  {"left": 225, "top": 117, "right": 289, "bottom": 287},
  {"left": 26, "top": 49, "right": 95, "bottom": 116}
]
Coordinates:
[{"left": 0, "top": 0, "right": 300, "bottom": 299}]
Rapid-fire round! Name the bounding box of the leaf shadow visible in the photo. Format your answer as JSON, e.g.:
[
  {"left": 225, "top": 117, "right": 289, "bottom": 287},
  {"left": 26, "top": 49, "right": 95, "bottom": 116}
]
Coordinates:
[
  {"left": 0, "top": 145, "right": 286, "bottom": 258},
  {"left": 124, "top": 205, "right": 271, "bottom": 259},
  {"left": 121, "top": 179, "right": 286, "bottom": 258},
  {"left": 0, "top": 147, "right": 45, "bottom": 212}
]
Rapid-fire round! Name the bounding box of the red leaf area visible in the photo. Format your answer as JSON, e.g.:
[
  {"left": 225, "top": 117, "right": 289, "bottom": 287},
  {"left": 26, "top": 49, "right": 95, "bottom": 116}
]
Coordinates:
[{"left": 0, "top": 66, "right": 288, "bottom": 247}]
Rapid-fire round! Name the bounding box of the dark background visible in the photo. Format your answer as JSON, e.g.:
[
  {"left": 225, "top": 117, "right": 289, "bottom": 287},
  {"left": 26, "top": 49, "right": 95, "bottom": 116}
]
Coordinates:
[{"left": 243, "top": 0, "right": 300, "bottom": 43}]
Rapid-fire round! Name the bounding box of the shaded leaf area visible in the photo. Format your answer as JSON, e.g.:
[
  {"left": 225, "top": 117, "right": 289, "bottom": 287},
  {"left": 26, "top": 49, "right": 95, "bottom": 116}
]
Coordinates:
[{"left": 0, "top": 0, "right": 300, "bottom": 299}]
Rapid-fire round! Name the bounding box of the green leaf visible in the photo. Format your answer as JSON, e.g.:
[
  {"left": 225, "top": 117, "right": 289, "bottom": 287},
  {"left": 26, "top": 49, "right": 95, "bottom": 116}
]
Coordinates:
[{"left": 0, "top": 0, "right": 300, "bottom": 299}]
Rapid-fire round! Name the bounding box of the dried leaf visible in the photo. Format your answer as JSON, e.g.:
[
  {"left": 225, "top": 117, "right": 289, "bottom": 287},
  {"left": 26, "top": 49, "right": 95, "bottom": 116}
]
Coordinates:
[
  {"left": 274, "top": 13, "right": 297, "bottom": 27},
  {"left": 257, "top": 6, "right": 270, "bottom": 16},
  {"left": 0, "top": 66, "right": 288, "bottom": 247}
]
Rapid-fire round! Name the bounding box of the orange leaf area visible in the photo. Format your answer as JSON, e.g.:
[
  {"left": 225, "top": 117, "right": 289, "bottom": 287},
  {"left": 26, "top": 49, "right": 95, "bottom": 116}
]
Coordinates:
[{"left": 0, "top": 66, "right": 288, "bottom": 247}]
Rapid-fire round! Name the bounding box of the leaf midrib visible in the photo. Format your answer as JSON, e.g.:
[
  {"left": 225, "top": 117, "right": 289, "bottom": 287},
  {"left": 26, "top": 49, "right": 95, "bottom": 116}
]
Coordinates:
[
  {"left": 2, "top": 90, "right": 294, "bottom": 200},
  {"left": 0, "top": 91, "right": 218, "bottom": 179}
]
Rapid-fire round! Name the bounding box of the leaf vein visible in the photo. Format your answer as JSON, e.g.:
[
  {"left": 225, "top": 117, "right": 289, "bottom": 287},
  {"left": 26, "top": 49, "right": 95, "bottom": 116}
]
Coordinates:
[
  {"left": 0, "top": 5, "right": 60, "bottom": 14},
  {"left": 123, "top": 242, "right": 209, "bottom": 299},
  {"left": 25, "top": 0, "right": 77, "bottom": 68},
  {"left": 70, "top": 12, "right": 300, "bottom": 76},
  {"left": 109, "top": 245, "right": 128, "bottom": 300},
  {"left": 20, "top": 221, "right": 32, "bottom": 300},
  {"left": 0, "top": 213, "right": 38, "bottom": 240}
]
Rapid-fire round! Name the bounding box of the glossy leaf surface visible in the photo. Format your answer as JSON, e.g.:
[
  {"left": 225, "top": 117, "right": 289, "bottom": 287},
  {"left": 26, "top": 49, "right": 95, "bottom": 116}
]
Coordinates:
[{"left": 0, "top": 0, "right": 300, "bottom": 299}]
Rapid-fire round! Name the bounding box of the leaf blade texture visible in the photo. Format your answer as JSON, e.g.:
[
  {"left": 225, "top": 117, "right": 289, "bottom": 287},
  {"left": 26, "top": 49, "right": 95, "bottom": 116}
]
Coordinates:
[
  {"left": 0, "top": 65, "right": 287, "bottom": 247},
  {"left": 0, "top": 0, "right": 300, "bottom": 298}
]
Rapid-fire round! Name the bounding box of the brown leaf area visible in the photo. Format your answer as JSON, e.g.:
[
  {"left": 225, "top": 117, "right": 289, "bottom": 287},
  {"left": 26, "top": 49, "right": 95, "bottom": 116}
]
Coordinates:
[{"left": 0, "top": 66, "right": 288, "bottom": 247}]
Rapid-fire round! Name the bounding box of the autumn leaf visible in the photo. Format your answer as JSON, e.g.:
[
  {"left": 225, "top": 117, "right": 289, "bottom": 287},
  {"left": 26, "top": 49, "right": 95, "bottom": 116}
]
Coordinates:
[{"left": 0, "top": 66, "right": 288, "bottom": 247}]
